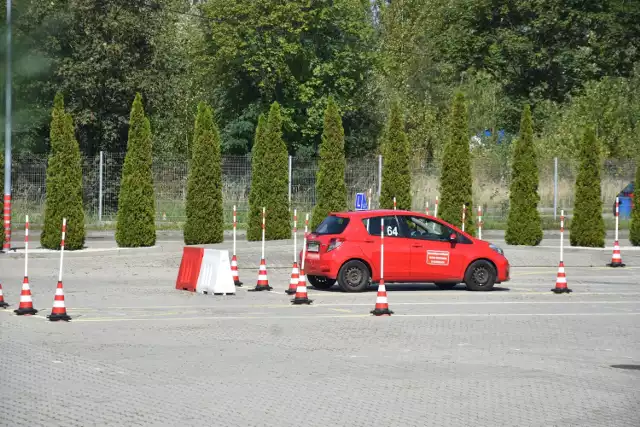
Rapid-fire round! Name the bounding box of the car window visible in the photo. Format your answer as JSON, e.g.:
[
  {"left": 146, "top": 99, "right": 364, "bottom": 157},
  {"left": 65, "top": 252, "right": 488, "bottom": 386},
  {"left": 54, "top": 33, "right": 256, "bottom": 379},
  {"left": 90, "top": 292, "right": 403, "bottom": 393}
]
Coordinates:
[
  {"left": 398, "top": 216, "right": 451, "bottom": 241},
  {"left": 315, "top": 216, "right": 350, "bottom": 235},
  {"left": 362, "top": 215, "right": 402, "bottom": 237}
]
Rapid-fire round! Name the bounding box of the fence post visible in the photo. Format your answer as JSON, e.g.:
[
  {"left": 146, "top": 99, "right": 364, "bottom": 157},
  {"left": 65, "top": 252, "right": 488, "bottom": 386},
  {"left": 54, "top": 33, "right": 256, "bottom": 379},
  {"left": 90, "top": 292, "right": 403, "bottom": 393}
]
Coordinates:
[
  {"left": 288, "top": 155, "right": 292, "bottom": 210},
  {"left": 553, "top": 157, "right": 558, "bottom": 220},
  {"left": 98, "top": 151, "right": 103, "bottom": 223},
  {"left": 377, "top": 154, "right": 382, "bottom": 205}
]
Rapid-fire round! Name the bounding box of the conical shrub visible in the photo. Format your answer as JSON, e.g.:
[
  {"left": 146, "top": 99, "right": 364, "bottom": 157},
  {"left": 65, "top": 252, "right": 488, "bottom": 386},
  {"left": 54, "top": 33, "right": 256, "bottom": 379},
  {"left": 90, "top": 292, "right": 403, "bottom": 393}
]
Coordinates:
[
  {"left": 629, "top": 158, "right": 640, "bottom": 245},
  {"left": 505, "top": 104, "right": 543, "bottom": 245},
  {"left": 380, "top": 100, "right": 412, "bottom": 211},
  {"left": 184, "top": 102, "right": 224, "bottom": 244},
  {"left": 115, "top": 93, "right": 156, "bottom": 247},
  {"left": 438, "top": 92, "right": 475, "bottom": 234},
  {"left": 311, "top": 97, "right": 348, "bottom": 230},
  {"left": 570, "top": 127, "right": 605, "bottom": 247},
  {"left": 41, "top": 92, "right": 85, "bottom": 250},
  {"left": 247, "top": 114, "right": 267, "bottom": 242}
]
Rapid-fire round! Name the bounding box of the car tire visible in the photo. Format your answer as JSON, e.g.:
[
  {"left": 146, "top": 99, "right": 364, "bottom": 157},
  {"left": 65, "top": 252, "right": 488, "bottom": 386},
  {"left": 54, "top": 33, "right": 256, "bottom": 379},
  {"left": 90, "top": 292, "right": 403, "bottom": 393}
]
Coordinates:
[
  {"left": 464, "top": 260, "right": 497, "bottom": 291},
  {"left": 337, "top": 260, "right": 371, "bottom": 293},
  {"left": 435, "top": 282, "right": 458, "bottom": 290},
  {"left": 307, "top": 275, "right": 336, "bottom": 290}
]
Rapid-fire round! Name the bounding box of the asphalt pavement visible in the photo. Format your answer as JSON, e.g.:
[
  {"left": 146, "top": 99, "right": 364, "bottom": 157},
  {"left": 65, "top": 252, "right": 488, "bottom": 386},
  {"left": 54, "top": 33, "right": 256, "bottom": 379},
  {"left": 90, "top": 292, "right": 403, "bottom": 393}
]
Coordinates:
[{"left": 0, "top": 236, "right": 638, "bottom": 426}]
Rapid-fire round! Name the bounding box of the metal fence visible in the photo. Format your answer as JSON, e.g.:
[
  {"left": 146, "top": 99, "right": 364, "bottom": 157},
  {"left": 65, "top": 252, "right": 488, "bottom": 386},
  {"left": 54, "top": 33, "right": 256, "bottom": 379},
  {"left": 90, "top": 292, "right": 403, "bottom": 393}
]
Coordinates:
[{"left": 6, "top": 152, "right": 636, "bottom": 226}]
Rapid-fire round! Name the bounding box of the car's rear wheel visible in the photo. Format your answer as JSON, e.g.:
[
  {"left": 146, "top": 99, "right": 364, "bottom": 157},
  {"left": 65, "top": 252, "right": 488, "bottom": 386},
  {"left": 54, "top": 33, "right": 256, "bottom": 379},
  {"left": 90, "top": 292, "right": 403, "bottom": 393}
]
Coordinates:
[
  {"left": 337, "top": 260, "right": 370, "bottom": 293},
  {"left": 464, "top": 260, "right": 496, "bottom": 291},
  {"left": 307, "top": 275, "right": 336, "bottom": 290},
  {"left": 435, "top": 282, "right": 458, "bottom": 290}
]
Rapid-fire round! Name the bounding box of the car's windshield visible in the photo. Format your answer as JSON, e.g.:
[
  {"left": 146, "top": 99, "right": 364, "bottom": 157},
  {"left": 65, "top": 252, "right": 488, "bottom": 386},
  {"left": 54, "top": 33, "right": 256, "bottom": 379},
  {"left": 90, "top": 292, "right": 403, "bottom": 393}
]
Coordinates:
[{"left": 314, "top": 215, "right": 350, "bottom": 235}]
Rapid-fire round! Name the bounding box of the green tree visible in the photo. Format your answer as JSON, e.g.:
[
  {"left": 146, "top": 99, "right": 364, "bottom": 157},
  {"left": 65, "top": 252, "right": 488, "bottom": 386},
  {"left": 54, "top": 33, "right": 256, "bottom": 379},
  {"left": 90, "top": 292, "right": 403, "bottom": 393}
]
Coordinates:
[
  {"left": 40, "top": 93, "right": 86, "bottom": 250},
  {"left": 311, "top": 97, "right": 348, "bottom": 230},
  {"left": 505, "top": 105, "right": 543, "bottom": 245},
  {"left": 380, "top": 100, "right": 411, "bottom": 210},
  {"left": 629, "top": 158, "right": 640, "bottom": 245},
  {"left": 570, "top": 127, "right": 605, "bottom": 247},
  {"left": 247, "top": 114, "right": 268, "bottom": 242},
  {"left": 438, "top": 92, "right": 475, "bottom": 234},
  {"left": 184, "top": 102, "right": 224, "bottom": 245},
  {"left": 115, "top": 93, "right": 156, "bottom": 247},
  {"left": 247, "top": 102, "right": 291, "bottom": 241}
]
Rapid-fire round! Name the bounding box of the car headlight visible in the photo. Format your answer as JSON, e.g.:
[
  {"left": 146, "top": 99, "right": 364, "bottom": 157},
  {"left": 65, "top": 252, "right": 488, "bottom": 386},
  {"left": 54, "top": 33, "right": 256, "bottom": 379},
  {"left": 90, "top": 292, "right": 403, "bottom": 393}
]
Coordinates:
[{"left": 489, "top": 243, "right": 504, "bottom": 256}]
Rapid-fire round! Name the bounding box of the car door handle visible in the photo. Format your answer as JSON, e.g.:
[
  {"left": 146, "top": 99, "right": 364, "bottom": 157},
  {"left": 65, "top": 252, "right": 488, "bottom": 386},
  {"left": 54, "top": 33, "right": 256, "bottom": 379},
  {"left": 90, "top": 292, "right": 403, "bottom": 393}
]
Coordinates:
[
  {"left": 412, "top": 244, "right": 423, "bottom": 248},
  {"left": 365, "top": 239, "right": 374, "bottom": 243}
]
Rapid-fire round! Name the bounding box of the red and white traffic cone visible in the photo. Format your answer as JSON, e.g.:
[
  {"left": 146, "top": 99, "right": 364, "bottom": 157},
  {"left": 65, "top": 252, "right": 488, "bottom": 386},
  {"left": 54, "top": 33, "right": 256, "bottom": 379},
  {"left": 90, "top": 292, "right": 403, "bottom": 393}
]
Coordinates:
[
  {"left": 252, "top": 258, "right": 272, "bottom": 291},
  {"left": 286, "top": 261, "right": 299, "bottom": 295},
  {"left": 551, "top": 261, "right": 572, "bottom": 294},
  {"left": 371, "top": 279, "right": 393, "bottom": 316},
  {"left": 231, "top": 255, "right": 242, "bottom": 286},
  {"left": 14, "top": 276, "right": 38, "bottom": 316},
  {"left": 291, "top": 269, "right": 312, "bottom": 305},
  {"left": 47, "top": 281, "right": 71, "bottom": 322},
  {"left": 0, "top": 283, "right": 9, "bottom": 308},
  {"left": 607, "top": 241, "right": 625, "bottom": 268}
]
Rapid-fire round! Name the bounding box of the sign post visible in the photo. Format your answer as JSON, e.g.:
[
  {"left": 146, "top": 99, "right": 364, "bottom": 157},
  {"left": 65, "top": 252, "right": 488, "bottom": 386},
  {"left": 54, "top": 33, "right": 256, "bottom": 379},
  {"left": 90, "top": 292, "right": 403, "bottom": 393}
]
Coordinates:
[{"left": 355, "top": 192, "right": 368, "bottom": 211}]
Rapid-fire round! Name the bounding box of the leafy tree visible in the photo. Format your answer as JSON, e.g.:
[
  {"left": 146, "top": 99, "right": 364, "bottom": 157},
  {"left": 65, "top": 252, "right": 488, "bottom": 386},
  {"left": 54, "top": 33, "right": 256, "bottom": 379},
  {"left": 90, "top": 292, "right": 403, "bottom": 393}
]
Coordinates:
[
  {"left": 505, "top": 105, "right": 543, "bottom": 245},
  {"left": 380, "top": 100, "right": 411, "bottom": 210},
  {"left": 246, "top": 102, "right": 291, "bottom": 241},
  {"left": 438, "top": 92, "right": 475, "bottom": 234},
  {"left": 184, "top": 102, "right": 224, "bottom": 245},
  {"left": 41, "top": 93, "right": 85, "bottom": 250},
  {"left": 311, "top": 97, "right": 348, "bottom": 229},
  {"left": 247, "top": 114, "right": 268, "bottom": 242},
  {"left": 200, "top": 0, "right": 379, "bottom": 155},
  {"left": 570, "top": 127, "right": 605, "bottom": 247},
  {"left": 629, "top": 158, "right": 640, "bottom": 246},
  {"left": 115, "top": 93, "right": 156, "bottom": 248}
]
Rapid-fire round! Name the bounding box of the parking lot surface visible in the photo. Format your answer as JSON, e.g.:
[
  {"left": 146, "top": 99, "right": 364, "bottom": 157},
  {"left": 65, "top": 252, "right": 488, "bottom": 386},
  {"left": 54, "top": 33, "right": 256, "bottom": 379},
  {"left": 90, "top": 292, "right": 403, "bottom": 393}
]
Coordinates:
[{"left": 1, "top": 234, "right": 639, "bottom": 427}]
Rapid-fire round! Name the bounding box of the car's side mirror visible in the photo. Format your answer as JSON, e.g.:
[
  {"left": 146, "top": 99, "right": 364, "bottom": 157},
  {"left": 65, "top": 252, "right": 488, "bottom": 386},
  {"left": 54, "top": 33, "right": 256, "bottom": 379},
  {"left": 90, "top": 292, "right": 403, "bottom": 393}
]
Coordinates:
[{"left": 448, "top": 233, "right": 458, "bottom": 246}]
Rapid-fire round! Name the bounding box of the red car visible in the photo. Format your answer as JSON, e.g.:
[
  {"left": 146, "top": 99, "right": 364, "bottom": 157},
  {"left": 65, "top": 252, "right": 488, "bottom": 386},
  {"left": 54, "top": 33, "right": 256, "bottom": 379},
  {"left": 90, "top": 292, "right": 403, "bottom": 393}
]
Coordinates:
[{"left": 300, "top": 209, "right": 510, "bottom": 292}]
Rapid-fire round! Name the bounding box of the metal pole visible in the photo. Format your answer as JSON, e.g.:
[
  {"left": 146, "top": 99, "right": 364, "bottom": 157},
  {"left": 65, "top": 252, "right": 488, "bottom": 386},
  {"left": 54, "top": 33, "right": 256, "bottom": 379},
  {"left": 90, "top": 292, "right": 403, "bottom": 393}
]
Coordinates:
[
  {"left": 3, "top": 0, "right": 12, "bottom": 251},
  {"left": 553, "top": 157, "right": 558, "bottom": 220},
  {"left": 98, "top": 151, "right": 103, "bottom": 222},
  {"left": 377, "top": 154, "right": 382, "bottom": 202},
  {"left": 288, "top": 155, "right": 292, "bottom": 209}
]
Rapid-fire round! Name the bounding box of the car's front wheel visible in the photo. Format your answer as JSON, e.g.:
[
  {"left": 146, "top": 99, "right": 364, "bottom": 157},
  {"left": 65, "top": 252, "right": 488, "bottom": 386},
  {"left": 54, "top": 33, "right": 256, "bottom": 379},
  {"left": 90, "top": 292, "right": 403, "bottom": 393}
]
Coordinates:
[
  {"left": 337, "top": 260, "right": 371, "bottom": 293},
  {"left": 464, "top": 260, "right": 497, "bottom": 291},
  {"left": 307, "top": 275, "right": 336, "bottom": 290}
]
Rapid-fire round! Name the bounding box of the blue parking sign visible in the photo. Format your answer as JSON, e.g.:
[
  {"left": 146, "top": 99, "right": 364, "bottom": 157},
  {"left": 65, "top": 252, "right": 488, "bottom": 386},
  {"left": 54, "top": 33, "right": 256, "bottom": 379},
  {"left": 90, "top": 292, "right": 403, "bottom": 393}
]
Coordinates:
[{"left": 355, "top": 192, "right": 368, "bottom": 211}]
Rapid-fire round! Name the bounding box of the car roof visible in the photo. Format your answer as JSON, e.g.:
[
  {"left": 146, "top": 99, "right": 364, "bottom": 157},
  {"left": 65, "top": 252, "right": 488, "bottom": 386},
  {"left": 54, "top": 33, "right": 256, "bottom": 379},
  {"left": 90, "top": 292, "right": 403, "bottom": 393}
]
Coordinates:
[{"left": 329, "top": 209, "right": 426, "bottom": 218}]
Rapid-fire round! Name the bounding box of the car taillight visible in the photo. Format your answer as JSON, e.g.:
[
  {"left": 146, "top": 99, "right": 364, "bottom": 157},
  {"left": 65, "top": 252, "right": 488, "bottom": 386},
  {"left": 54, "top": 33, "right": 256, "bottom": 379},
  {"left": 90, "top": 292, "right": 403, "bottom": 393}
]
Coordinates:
[{"left": 326, "top": 238, "right": 345, "bottom": 252}]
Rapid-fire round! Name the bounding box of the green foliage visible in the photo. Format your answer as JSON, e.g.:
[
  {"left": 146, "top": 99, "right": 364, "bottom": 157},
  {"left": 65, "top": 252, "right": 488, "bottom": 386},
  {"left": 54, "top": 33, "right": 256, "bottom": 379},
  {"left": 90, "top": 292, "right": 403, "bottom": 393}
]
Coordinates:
[
  {"left": 184, "top": 102, "right": 224, "bottom": 245},
  {"left": 505, "top": 105, "right": 543, "bottom": 245},
  {"left": 439, "top": 92, "right": 475, "bottom": 234},
  {"left": 115, "top": 93, "right": 156, "bottom": 247},
  {"left": 201, "top": 0, "right": 379, "bottom": 155},
  {"left": 380, "top": 100, "right": 411, "bottom": 210},
  {"left": 570, "top": 127, "right": 605, "bottom": 247},
  {"left": 40, "top": 93, "right": 85, "bottom": 250},
  {"left": 247, "top": 114, "right": 267, "bottom": 242},
  {"left": 630, "top": 158, "right": 640, "bottom": 246},
  {"left": 247, "top": 103, "right": 291, "bottom": 241},
  {"left": 311, "top": 97, "right": 348, "bottom": 230}
]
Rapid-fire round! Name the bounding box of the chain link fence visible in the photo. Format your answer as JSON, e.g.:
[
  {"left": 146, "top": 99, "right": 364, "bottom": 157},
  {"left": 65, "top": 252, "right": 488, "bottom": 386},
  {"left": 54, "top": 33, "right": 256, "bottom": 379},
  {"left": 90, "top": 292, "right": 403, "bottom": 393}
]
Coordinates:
[{"left": 6, "top": 153, "right": 636, "bottom": 227}]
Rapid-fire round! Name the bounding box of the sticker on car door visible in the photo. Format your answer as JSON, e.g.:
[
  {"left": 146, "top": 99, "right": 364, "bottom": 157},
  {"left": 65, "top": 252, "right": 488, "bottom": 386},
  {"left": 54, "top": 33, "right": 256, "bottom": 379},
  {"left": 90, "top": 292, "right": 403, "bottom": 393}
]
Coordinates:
[{"left": 426, "top": 250, "right": 450, "bottom": 266}]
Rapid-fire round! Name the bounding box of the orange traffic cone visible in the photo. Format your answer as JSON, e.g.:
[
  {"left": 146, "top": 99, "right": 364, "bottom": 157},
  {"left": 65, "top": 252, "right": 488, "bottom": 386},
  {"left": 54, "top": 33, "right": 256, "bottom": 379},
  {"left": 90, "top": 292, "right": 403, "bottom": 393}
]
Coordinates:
[
  {"left": 0, "top": 283, "right": 9, "bottom": 308},
  {"left": 14, "top": 276, "right": 38, "bottom": 316},
  {"left": 231, "top": 255, "right": 242, "bottom": 286},
  {"left": 291, "top": 269, "right": 312, "bottom": 305},
  {"left": 371, "top": 279, "right": 393, "bottom": 316},
  {"left": 551, "top": 261, "right": 572, "bottom": 294},
  {"left": 285, "top": 261, "right": 300, "bottom": 295},
  {"left": 47, "top": 281, "right": 71, "bottom": 322},
  {"left": 252, "top": 258, "right": 272, "bottom": 291},
  {"left": 606, "top": 241, "right": 626, "bottom": 268}
]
